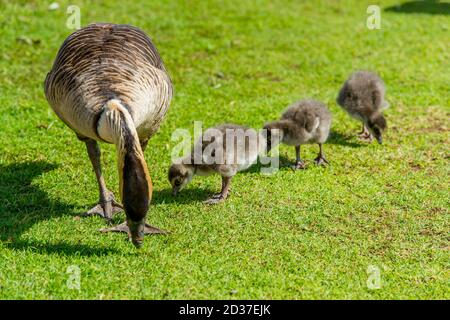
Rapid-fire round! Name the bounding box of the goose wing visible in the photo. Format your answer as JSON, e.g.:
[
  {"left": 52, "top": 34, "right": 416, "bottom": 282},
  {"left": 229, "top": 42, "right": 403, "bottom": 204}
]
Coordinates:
[{"left": 45, "top": 23, "right": 173, "bottom": 141}]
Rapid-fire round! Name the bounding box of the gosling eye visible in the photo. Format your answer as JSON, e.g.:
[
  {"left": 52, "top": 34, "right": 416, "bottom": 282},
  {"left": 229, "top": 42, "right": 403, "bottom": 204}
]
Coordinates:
[{"left": 174, "top": 179, "right": 182, "bottom": 186}]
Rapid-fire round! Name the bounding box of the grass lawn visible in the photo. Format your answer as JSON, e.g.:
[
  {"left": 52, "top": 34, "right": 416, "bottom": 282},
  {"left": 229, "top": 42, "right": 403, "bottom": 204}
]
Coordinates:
[{"left": 0, "top": 0, "right": 449, "bottom": 299}]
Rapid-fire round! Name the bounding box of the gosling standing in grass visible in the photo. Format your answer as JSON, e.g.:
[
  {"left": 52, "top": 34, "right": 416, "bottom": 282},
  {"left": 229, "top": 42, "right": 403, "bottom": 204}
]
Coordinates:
[
  {"left": 337, "top": 71, "right": 388, "bottom": 144},
  {"left": 169, "top": 124, "right": 265, "bottom": 204},
  {"left": 263, "top": 99, "right": 332, "bottom": 170}
]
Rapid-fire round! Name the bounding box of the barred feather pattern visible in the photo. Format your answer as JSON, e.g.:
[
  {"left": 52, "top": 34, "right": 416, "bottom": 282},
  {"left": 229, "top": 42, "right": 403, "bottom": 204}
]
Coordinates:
[{"left": 44, "top": 23, "right": 173, "bottom": 143}]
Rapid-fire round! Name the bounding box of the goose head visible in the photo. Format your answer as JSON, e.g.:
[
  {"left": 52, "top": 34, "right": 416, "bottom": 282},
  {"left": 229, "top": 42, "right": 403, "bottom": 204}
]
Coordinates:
[{"left": 118, "top": 147, "right": 152, "bottom": 247}]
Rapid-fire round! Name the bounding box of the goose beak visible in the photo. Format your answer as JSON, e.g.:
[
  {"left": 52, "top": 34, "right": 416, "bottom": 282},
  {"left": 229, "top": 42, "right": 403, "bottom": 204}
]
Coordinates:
[
  {"left": 377, "top": 136, "right": 383, "bottom": 144},
  {"left": 127, "top": 219, "right": 145, "bottom": 248}
]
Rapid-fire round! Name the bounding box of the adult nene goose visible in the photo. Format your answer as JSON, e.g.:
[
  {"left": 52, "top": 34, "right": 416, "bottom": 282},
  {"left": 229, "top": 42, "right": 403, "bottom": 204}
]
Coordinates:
[{"left": 45, "top": 23, "right": 173, "bottom": 247}]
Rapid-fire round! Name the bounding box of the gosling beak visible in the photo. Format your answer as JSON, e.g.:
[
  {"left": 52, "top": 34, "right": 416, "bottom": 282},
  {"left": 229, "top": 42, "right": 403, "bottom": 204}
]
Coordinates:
[
  {"left": 127, "top": 219, "right": 145, "bottom": 248},
  {"left": 172, "top": 186, "right": 179, "bottom": 196},
  {"left": 377, "top": 136, "right": 383, "bottom": 144}
]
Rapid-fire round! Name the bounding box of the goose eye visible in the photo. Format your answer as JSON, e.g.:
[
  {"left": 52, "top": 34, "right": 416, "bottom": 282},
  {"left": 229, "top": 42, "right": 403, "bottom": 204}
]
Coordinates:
[{"left": 175, "top": 179, "right": 182, "bottom": 186}]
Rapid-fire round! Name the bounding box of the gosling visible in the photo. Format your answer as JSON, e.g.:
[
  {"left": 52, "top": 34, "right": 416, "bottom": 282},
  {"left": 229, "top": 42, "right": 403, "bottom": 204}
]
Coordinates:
[
  {"left": 168, "top": 124, "right": 265, "bottom": 204},
  {"left": 336, "top": 70, "right": 388, "bottom": 144},
  {"left": 263, "top": 99, "right": 332, "bottom": 170}
]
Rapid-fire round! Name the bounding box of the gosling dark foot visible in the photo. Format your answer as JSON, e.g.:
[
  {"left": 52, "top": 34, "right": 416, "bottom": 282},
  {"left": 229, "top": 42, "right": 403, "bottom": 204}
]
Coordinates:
[
  {"left": 81, "top": 191, "right": 123, "bottom": 220},
  {"left": 99, "top": 221, "right": 167, "bottom": 235},
  {"left": 292, "top": 160, "right": 306, "bottom": 170},
  {"left": 314, "top": 156, "right": 329, "bottom": 166},
  {"left": 203, "top": 193, "right": 227, "bottom": 205}
]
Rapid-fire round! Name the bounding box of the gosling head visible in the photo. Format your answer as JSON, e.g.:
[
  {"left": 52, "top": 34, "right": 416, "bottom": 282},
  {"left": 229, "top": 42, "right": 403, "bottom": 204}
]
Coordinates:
[
  {"left": 366, "top": 113, "right": 387, "bottom": 144},
  {"left": 168, "top": 163, "right": 195, "bottom": 196}
]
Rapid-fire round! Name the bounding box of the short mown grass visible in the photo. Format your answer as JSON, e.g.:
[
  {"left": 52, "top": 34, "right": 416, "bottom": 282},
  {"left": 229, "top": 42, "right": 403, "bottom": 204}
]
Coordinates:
[{"left": 0, "top": 0, "right": 448, "bottom": 299}]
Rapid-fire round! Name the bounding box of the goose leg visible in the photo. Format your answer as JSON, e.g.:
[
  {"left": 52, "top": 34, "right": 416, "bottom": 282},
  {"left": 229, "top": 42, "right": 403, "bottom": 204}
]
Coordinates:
[
  {"left": 203, "top": 176, "right": 232, "bottom": 204},
  {"left": 358, "top": 124, "right": 373, "bottom": 141},
  {"left": 81, "top": 139, "right": 123, "bottom": 220},
  {"left": 292, "top": 145, "right": 305, "bottom": 170},
  {"left": 314, "top": 143, "right": 329, "bottom": 166}
]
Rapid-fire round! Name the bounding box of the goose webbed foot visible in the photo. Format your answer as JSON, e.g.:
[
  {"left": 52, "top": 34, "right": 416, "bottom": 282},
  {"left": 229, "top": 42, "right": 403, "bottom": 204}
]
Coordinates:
[
  {"left": 203, "top": 193, "right": 227, "bottom": 204},
  {"left": 99, "top": 221, "right": 167, "bottom": 235},
  {"left": 203, "top": 176, "right": 231, "bottom": 204},
  {"left": 292, "top": 146, "right": 306, "bottom": 170},
  {"left": 292, "top": 160, "right": 306, "bottom": 170},
  {"left": 357, "top": 126, "right": 373, "bottom": 142},
  {"left": 81, "top": 191, "right": 123, "bottom": 220},
  {"left": 357, "top": 132, "right": 373, "bottom": 142},
  {"left": 314, "top": 155, "right": 329, "bottom": 166}
]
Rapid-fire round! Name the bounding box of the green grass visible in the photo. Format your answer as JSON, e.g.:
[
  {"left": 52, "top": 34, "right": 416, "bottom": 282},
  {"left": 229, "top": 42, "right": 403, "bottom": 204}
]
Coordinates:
[{"left": 0, "top": 0, "right": 449, "bottom": 299}]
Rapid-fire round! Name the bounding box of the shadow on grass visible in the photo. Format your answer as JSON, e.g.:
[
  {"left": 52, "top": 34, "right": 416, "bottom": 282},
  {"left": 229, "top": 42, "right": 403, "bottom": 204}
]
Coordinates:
[
  {"left": 240, "top": 155, "right": 297, "bottom": 174},
  {"left": 385, "top": 0, "right": 450, "bottom": 15},
  {"left": 0, "top": 161, "right": 119, "bottom": 256},
  {"left": 328, "top": 130, "right": 363, "bottom": 148},
  {"left": 0, "top": 161, "right": 65, "bottom": 241},
  {"left": 6, "top": 239, "right": 119, "bottom": 256},
  {"left": 152, "top": 187, "right": 213, "bottom": 204}
]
